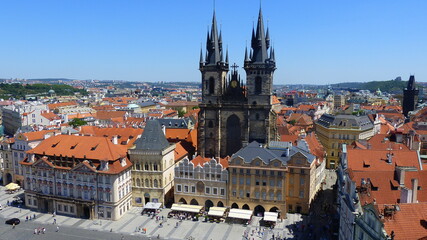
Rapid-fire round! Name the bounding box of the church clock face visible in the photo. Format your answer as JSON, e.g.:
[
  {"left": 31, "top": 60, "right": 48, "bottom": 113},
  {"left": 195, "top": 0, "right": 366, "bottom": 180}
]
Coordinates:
[{"left": 231, "top": 80, "right": 238, "bottom": 88}]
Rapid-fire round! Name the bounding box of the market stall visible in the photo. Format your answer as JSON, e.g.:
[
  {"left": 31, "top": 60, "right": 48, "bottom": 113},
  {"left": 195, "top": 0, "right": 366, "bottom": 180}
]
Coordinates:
[
  {"left": 226, "top": 208, "right": 253, "bottom": 224},
  {"left": 207, "top": 207, "right": 228, "bottom": 222},
  {"left": 169, "top": 203, "right": 203, "bottom": 220},
  {"left": 263, "top": 212, "right": 278, "bottom": 227},
  {"left": 141, "top": 202, "right": 162, "bottom": 216}
]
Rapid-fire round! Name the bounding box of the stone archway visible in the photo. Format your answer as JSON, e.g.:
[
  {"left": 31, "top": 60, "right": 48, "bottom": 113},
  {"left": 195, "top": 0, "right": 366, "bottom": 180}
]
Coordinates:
[
  {"left": 231, "top": 203, "right": 239, "bottom": 209},
  {"left": 269, "top": 207, "right": 279, "bottom": 212},
  {"left": 226, "top": 114, "right": 242, "bottom": 156},
  {"left": 190, "top": 199, "right": 199, "bottom": 205},
  {"left": 217, "top": 201, "right": 224, "bottom": 207},
  {"left": 178, "top": 198, "right": 187, "bottom": 204},
  {"left": 254, "top": 205, "right": 265, "bottom": 217},
  {"left": 242, "top": 204, "right": 250, "bottom": 210},
  {"left": 205, "top": 200, "right": 214, "bottom": 210}
]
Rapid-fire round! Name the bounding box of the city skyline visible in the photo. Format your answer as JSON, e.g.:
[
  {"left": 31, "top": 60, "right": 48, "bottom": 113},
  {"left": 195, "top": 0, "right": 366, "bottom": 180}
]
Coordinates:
[{"left": 0, "top": 0, "right": 426, "bottom": 84}]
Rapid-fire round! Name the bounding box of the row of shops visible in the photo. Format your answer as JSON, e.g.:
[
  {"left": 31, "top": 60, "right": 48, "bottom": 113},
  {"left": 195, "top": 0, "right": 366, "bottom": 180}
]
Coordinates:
[{"left": 159, "top": 203, "right": 279, "bottom": 226}]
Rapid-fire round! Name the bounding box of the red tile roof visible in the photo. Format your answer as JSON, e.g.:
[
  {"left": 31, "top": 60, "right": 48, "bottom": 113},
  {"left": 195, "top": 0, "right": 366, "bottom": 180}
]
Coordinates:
[
  {"left": 381, "top": 203, "right": 427, "bottom": 240},
  {"left": 27, "top": 135, "right": 127, "bottom": 161},
  {"left": 48, "top": 101, "right": 77, "bottom": 110}
]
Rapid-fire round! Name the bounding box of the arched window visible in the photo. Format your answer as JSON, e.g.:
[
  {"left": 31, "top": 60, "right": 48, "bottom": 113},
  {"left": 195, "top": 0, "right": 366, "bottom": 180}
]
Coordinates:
[
  {"left": 145, "top": 179, "right": 149, "bottom": 187},
  {"left": 136, "top": 178, "right": 141, "bottom": 187},
  {"left": 144, "top": 163, "right": 149, "bottom": 171},
  {"left": 209, "top": 77, "right": 215, "bottom": 94},
  {"left": 255, "top": 76, "right": 262, "bottom": 94},
  {"left": 154, "top": 179, "right": 158, "bottom": 188}
]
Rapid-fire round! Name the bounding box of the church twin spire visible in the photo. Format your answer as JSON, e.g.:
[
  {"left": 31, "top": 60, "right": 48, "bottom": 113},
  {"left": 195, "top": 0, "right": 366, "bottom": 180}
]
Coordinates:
[
  {"left": 247, "top": 7, "right": 275, "bottom": 64},
  {"left": 200, "top": 11, "right": 228, "bottom": 67}
]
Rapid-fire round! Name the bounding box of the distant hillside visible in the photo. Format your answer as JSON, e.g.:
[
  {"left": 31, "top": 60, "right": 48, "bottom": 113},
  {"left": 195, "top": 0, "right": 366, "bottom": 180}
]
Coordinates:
[
  {"left": 0, "top": 83, "right": 87, "bottom": 99},
  {"left": 332, "top": 79, "right": 410, "bottom": 93}
]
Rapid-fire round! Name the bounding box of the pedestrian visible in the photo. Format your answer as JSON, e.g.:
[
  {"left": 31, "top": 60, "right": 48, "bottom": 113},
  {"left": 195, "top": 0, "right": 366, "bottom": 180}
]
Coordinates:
[
  {"left": 38, "top": 228, "right": 41, "bottom": 234},
  {"left": 26, "top": 216, "right": 28, "bottom": 222},
  {"left": 53, "top": 218, "right": 56, "bottom": 224},
  {"left": 12, "top": 223, "right": 15, "bottom": 229},
  {"left": 29, "top": 216, "right": 32, "bottom": 220},
  {"left": 7, "top": 200, "right": 9, "bottom": 206},
  {"left": 34, "top": 228, "right": 37, "bottom": 234},
  {"left": 56, "top": 226, "right": 59, "bottom": 232},
  {"left": 33, "top": 214, "right": 36, "bottom": 219},
  {"left": 42, "top": 227, "right": 46, "bottom": 234}
]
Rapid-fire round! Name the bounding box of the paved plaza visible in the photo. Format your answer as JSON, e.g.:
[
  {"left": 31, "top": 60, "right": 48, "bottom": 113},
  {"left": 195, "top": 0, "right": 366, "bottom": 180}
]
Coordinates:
[{"left": 0, "top": 187, "right": 312, "bottom": 240}]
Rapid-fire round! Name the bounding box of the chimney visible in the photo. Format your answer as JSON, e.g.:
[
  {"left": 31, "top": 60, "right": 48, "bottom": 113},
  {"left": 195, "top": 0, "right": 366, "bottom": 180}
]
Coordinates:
[
  {"left": 412, "top": 178, "right": 418, "bottom": 203},
  {"left": 386, "top": 153, "right": 393, "bottom": 164},
  {"left": 162, "top": 124, "right": 166, "bottom": 135},
  {"left": 396, "top": 167, "right": 405, "bottom": 186},
  {"left": 112, "top": 135, "right": 118, "bottom": 145}
]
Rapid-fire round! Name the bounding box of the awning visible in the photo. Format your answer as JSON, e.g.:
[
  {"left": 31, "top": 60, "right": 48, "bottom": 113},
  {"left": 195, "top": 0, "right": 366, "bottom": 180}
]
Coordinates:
[
  {"left": 207, "top": 207, "right": 227, "bottom": 217},
  {"left": 143, "top": 202, "right": 162, "bottom": 210},
  {"left": 5, "top": 183, "right": 20, "bottom": 191},
  {"left": 171, "top": 203, "right": 203, "bottom": 213},
  {"left": 263, "top": 212, "right": 278, "bottom": 222},
  {"left": 227, "top": 208, "right": 253, "bottom": 220}
]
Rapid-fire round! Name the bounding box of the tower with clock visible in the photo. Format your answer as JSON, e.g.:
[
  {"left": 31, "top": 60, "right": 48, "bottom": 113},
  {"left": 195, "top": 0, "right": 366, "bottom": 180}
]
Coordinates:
[{"left": 198, "top": 8, "right": 277, "bottom": 158}]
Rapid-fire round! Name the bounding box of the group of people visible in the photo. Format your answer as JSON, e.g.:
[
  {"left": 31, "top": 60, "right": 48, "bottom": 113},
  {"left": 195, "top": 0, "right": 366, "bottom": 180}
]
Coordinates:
[
  {"left": 25, "top": 214, "right": 37, "bottom": 221},
  {"left": 33, "top": 227, "right": 46, "bottom": 234}
]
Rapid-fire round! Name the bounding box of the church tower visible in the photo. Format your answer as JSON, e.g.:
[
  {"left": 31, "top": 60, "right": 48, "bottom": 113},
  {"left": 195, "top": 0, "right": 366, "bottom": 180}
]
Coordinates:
[
  {"left": 244, "top": 8, "right": 277, "bottom": 144},
  {"left": 402, "top": 75, "right": 419, "bottom": 117},
  {"left": 198, "top": 8, "right": 277, "bottom": 158},
  {"left": 198, "top": 11, "right": 229, "bottom": 158}
]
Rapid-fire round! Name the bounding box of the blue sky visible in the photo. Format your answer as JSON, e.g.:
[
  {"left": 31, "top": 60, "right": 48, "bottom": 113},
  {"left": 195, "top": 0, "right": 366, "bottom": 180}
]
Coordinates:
[{"left": 0, "top": 0, "right": 426, "bottom": 85}]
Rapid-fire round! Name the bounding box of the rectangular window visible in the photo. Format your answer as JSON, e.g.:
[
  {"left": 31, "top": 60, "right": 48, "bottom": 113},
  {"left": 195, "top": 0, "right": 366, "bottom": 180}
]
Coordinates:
[
  {"left": 205, "top": 187, "right": 210, "bottom": 194},
  {"left": 232, "top": 190, "right": 236, "bottom": 197},
  {"left": 239, "top": 169, "right": 244, "bottom": 174},
  {"left": 256, "top": 180, "right": 260, "bottom": 186},
  {"left": 300, "top": 177, "right": 305, "bottom": 185},
  {"left": 255, "top": 170, "right": 260, "bottom": 175},
  {"left": 277, "top": 180, "right": 282, "bottom": 187},
  {"left": 270, "top": 171, "right": 275, "bottom": 176},
  {"left": 239, "top": 177, "right": 244, "bottom": 185},
  {"left": 184, "top": 185, "right": 189, "bottom": 193},
  {"left": 58, "top": 204, "right": 62, "bottom": 211},
  {"left": 232, "top": 177, "right": 237, "bottom": 184},
  {"left": 270, "top": 179, "right": 275, "bottom": 187},
  {"left": 246, "top": 178, "right": 251, "bottom": 185},
  {"left": 191, "top": 186, "right": 196, "bottom": 193},
  {"left": 262, "top": 180, "right": 267, "bottom": 186},
  {"left": 246, "top": 192, "right": 250, "bottom": 198},
  {"left": 301, "top": 169, "right": 305, "bottom": 175},
  {"left": 177, "top": 184, "right": 182, "bottom": 192},
  {"left": 107, "top": 211, "right": 111, "bottom": 218},
  {"left": 213, "top": 188, "right": 218, "bottom": 195},
  {"left": 290, "top": 168, "right": 294, "bottom": 174},
  {"left": 262, "top": 170, "right": 267, "bottom": 176},
  {"left": 220, "top": 188, "right": 225, "bottom": 196},
  {"left": 246, "top": 169, "right": 251, "bottom": 175},
  {"left": 70, "top": 206, "right": 74, "bottom": 213},
  {"left": 232, "top": 168, "right": 237, "bottom": 174},
  {"left": 64, "top": 205, "right": 68, "bottom": 212},
  {"left": 299, "top": 190, "right": 304, "bottom": 198},
  {"left": 239, "top": 190, "right": 244, "bottom": 198}
]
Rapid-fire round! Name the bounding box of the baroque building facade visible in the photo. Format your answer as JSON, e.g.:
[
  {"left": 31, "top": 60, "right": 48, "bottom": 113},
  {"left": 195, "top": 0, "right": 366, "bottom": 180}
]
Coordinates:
[
  {"left": 197, "top": 9, "right": 277, "bottom": 158},
  {"left": 20, "top": 135, "right": 132, "bottom": 221},
  {"left": 174, "top": 156, "right": 228, "bottom": 209}
]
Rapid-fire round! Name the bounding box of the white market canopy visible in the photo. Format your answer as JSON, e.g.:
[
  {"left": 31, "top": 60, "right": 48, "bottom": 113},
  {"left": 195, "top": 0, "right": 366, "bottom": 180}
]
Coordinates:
[
  {"left": 143, "top": 202, "right": 162, "bottom": 210},
  {"left": 171, "top": 203, "right": 203, "bottom": 213},
  {"left": 263, "top": 212, "right": 278, "bottom": 222},
  {"left": 227, "top": 208, "right": 253, "bottom": 220},
  {"left": 207, "top": 207, "right": 227, "bottom": 217}
]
